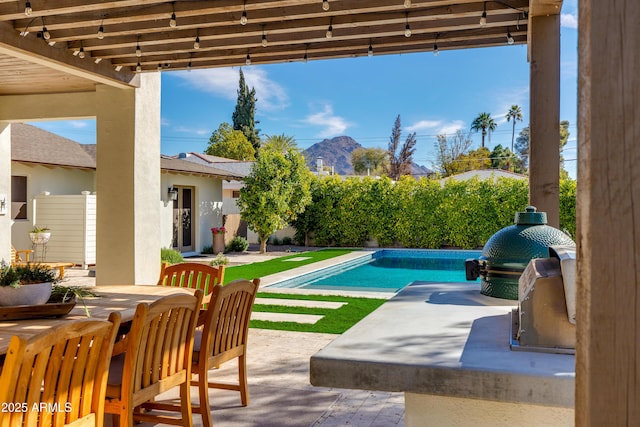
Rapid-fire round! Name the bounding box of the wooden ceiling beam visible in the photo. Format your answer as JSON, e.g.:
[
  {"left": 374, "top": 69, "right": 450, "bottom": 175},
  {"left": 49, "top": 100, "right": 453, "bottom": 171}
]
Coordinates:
[{"left": 0, "top": 21, "right": 137, "bottom": 88}]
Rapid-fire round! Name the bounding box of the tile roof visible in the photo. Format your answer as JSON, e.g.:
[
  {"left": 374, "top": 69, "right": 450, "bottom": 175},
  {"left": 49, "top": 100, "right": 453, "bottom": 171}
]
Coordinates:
[
  {"left": 11, "top": 123, "right": 95, "bottom": 169},
  {"left": 10, "top": 123, "right": 244, "bottom": 180},
  {"left": 176, "top": 152, "right": 254, "bottom": 176}
]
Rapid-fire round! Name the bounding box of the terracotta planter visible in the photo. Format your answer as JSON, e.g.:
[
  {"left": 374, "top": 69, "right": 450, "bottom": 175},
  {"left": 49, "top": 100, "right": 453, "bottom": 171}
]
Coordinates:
[
  {"left": 0, "top": 282, "right": 52, "bottom": 306},
  {"left": 213, "top": 233, "right": 226, "bottom": 254}
]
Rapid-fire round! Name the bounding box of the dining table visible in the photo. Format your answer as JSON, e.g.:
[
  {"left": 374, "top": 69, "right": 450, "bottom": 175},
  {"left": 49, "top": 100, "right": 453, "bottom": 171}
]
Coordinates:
[{"left": 0, "top": 285, "right": 193, "bottom": 356}]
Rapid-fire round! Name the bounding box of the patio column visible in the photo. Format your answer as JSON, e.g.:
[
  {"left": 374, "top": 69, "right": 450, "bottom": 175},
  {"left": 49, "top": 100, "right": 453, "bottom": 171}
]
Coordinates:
[
  {"left": 576, "top": 1, "right": 640, "bottom": 425},
  {"left": 95, "top": 73, "right": 161, "bottom": 285},
  {"left": 0, "top": 123, "right": 10, "bottom": 263},
  {"left": 528, "top": 14, "right": 560, "bottom": 227}
]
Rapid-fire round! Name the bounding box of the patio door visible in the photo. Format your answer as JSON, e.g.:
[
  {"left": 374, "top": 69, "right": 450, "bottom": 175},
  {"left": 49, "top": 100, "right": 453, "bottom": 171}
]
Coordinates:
[{"left": 172, "top": 186, "right": 194, "bottom": 253}]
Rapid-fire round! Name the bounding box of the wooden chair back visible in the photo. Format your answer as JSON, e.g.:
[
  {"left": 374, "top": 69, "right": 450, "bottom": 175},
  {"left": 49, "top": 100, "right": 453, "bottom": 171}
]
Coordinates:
[
  {"left": 193, "top": 278, "right": 259, "bottom": 427},
  {"left": 104, "top": 290, "right": 203, "bottom": 427},
  {"left": 0, "top": 313, "right": 121, "bottom": 427},
  {"left": 157, "top": 262, "right": 225, "bottom": 299},
  {"left": 10, "top": 245, "right": 32, "bottom": 264}
]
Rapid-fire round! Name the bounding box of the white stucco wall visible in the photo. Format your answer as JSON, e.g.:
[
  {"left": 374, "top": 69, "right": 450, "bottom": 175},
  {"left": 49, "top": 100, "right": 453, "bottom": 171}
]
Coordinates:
[
  {"left": 11, "top": 163, "right": 94, "bottom": 250},
  {"left": 160, "top": 172, "right": 223, "bottom": 253}
]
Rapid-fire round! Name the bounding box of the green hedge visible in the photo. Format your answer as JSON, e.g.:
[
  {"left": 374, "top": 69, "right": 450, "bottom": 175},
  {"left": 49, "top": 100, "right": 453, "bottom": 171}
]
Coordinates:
[{"left": 293, "top": 175, "right": 576, "bottom": 249}]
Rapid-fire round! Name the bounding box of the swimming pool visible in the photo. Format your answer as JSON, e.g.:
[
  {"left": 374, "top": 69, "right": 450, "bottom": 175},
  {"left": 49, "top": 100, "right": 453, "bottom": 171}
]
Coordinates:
[{"left": 269, "top": 249, "right": 481, "bottom": 293}]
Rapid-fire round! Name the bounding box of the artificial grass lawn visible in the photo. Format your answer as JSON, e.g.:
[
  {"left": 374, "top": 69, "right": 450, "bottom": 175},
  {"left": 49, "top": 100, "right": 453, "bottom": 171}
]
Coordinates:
[
  {"left": 222, "top": 248, "right": 355, "bottom": 284},
  {"left": 250, "top": 292, "right": 386, "bottom": 334}
]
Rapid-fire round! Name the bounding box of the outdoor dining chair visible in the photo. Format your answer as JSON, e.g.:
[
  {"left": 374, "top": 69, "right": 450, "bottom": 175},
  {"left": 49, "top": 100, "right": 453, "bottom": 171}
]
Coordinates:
[
  {"left": 104, "top": 290, "right": 203, "bottom": 427},
  {"left": 0, "top": 312, "right": 121, "bottom": 427},
  {"left": 157, "top": 262, "right": 225, "bottom": 308},
  {"left": 157, "top": 278, "right": 259, "bottom": 427}
]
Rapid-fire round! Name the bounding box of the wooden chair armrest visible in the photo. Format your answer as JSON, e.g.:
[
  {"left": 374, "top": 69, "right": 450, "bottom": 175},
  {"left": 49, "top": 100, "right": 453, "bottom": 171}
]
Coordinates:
[
  {"left": 16, "top": 249, "right": 33, "bottom": 262},
  {"left": 112, "top": 331, "right": 129, "bottom": 356}
]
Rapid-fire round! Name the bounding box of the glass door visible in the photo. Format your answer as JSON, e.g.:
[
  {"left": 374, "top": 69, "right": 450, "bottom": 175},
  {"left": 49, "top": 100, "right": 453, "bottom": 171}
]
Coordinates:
[{"left": 172, "top": 186, "right": 194, "bottom": 252}]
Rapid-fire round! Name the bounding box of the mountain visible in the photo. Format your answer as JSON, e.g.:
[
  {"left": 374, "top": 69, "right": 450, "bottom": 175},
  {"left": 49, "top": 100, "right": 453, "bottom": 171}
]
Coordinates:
[
  {"left": 303, "top": 136, "right": 361, "bottom": 175},
  {"left": 302, "top": 135, "right": 433, "bottom": 177}
]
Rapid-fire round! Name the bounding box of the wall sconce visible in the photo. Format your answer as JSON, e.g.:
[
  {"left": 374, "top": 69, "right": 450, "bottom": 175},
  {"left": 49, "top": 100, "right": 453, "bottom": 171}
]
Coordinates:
[{"left": 168, "top": 187, "right": 179, "bottom": 201}]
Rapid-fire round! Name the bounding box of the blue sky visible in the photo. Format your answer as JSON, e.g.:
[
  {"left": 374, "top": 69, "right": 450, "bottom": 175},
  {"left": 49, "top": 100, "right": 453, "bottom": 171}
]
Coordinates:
[{"left": 31, "top": 0, "right": 578, "bottom": 178}]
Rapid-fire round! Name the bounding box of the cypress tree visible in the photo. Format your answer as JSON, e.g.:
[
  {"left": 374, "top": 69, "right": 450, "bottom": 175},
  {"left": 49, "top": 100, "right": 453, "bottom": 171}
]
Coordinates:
[{"left": 232, "top": 69, "right": 261, "bottom": 151}]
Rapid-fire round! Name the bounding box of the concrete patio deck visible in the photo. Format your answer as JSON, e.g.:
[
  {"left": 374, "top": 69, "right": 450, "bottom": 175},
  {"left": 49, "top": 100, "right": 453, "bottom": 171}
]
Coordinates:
[{"left": 62, "top": 247, "right": 405, "bottom": 427}]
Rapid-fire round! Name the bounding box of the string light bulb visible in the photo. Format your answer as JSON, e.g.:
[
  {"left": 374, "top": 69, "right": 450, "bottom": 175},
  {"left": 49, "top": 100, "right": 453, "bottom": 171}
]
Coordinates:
[
  {"left": 261, "top": 27, "right": 268, "bottom": 47},
  {"left": 42, "top": 26, "right": 50, "bottom": 40},
  {"left": 24, "top": 1, "right": 32, "bottom": 16},
  {"left": 187, "top": 60, "right": 192, "bottom": 71},
  {"left": 194, "top": 35, "right": 200, "bottom": 49},
  {"left": 322, "top": 0, "right": 329, "bottom": 11},
  {"left": 368, "top": 40, "right": 373, "bottom": 57},
  {"left": 433, "top": 43, "right": 439, "bottom": 56},
  {"left": 135, "top": 41, "right": 142, "bottom": 57},
  {"left": 78, "top": 46, "right": 85, "bottom": 59},
  {"left": 303, "top": 52, "right": 308, "bottom": 63},
  {"left": 507, "top": 31, "right": 514, "bottom": 45},
  {"left": 240, "top": 10, "right": 247, "bottom": 25},
  {"left": 404, "top": 14, "right": 411, "bottom": 37},
  {"left": 169, "top": 12, "right": 177, "bottom": 27},
  {"left": 404, "top": 0, "right": 411, "bottom": 7},
  {"left": 136, "top": 62, "right": 141, "bottom": 72},
  {"left": 326, "top": 24, "right": 333, "bottom": 38},
  {"left": 245, "top": 52, "right": 251, "bottom": 65},
  {"left": 479, "top": 3, "right": 487, "bottom": 26},
  {"left": 97, "top": 25, "right": 104, "bottom": 39}
]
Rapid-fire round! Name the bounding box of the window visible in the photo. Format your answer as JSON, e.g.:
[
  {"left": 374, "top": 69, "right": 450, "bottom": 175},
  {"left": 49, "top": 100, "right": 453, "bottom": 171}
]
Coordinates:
[
  {"left": 11, "top": 176, "right": 27, "bottom": 220},
  {"left": 232, "top": 190, "right": 241, "bottom": 199}
]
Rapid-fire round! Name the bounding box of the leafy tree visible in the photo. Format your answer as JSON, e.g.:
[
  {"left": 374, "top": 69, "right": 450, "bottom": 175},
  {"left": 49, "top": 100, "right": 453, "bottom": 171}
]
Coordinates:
[
  {"left": 513, "top": 121, "right": 571, "bottom": 176},
  {"left": 387, "top": 115, "right": 417, "bottom": 180},
  {"left": 470, "top": 112, "right": 497, "bottom": 148},
  {"left": 232, "top": 69, "right": 261, "bottom": 151},
  {"left": 514, "top": 126, "right": 530, "bottom": 169},
  {"left": 351, "top": 147, "right": 389, "bottom": 175},
  {"left": 489, "top": 144, "right": 520, "bottom": 172},
  {"left": 505, "top": 105, "right": 523, "bottom": 152},
  {"left": 238, "top": 145, "right": 313, "bottom": 253},
  {"left": 434, "top": 129, "right": 473, "bottom": 177},
  {"left": 205, "top": 122, "right": 256, "bottom": 160},
  {"left": 454, "top": 147, "right": 491, "bottom": 172}
]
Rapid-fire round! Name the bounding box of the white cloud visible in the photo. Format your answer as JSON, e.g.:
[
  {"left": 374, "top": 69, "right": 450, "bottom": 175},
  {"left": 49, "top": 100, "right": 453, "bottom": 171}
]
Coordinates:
[
  {"left": 68, "top": 121, "right": 89, "bottom": 129},
  {"left": 172, "top": 67, "right": 288, "bottom": 111},
  {"left": 173, "top": 126, "right": 209, "bottom": 136},
  {"left": 561, "top": 13, "right": 578, "bottom": 29},
  {"left": 437, "top": 120, "right": 466, "bottom": 136},
  {"left": 406, "top": 120, "right": 442, "bottom": 133},
  {"left": 303, "top": 104, "right": 351, "bottom": 138}
]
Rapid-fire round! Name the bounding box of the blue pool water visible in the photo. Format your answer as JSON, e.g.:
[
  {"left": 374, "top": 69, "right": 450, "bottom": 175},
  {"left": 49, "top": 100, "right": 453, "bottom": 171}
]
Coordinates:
[{"left": 270, "top": 249, "right": 481, "bottom": 293}]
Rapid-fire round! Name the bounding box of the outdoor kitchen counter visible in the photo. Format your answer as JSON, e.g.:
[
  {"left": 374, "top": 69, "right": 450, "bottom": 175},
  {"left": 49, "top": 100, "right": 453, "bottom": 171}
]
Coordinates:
[{"left": 310, "top": 281, "right": 575, "bottom": 426}]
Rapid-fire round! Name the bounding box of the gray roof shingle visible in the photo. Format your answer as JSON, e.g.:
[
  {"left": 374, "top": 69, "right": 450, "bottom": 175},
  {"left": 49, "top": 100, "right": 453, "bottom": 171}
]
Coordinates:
[{"left": 11, "top": 123, "right": 244, "bottom": 180}]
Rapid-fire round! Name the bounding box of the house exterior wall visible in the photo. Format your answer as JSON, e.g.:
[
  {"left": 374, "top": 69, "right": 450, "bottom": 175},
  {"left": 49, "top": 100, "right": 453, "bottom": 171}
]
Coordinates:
[
  {"left": 0, "top": 124, "right": 10, "bottom": 264},
  {"left": 160, "top": 172, "right": 223, "bottom": 253},
  {"left": 11, "top": 162, "right": 94, "bottom": 251},
  {"left": 10, "top": 163, "right": 223, "bottom": 256}
]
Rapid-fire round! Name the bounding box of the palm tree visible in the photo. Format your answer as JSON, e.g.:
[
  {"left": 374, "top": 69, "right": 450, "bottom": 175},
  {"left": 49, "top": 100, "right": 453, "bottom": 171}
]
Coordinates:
[
  {"left": 470, "top": 112, "right": 497, "bottom": 148},
  {"left": 505, "top": 105, "right": 523, "bottom": 152}
]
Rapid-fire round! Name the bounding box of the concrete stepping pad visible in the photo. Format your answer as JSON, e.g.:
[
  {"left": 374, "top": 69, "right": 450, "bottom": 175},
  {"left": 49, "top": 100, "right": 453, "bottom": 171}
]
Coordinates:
[
  {"left": 254, "top": 298, "right": 345, "bottom": 309},
  {"left": 251, "top": 312, "right": 324, "bottom": 324}
]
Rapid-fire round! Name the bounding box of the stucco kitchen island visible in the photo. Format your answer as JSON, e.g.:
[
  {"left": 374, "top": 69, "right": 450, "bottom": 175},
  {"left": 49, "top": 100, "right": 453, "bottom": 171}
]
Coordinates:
[{"left": 310, "top": 282, "right": 575, "bottom": 426}]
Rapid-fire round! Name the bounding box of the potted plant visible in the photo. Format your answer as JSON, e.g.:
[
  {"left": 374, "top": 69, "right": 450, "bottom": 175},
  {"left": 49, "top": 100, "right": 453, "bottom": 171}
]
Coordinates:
[
  {"left": 29, "top": 225, "right": 51, "bottom": 244},
  {"left": 211, "top": 227, "right": 226, "bottom": 254},
  {"left": 0, "top": 262, "right": 60, "bottom": 306}
]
